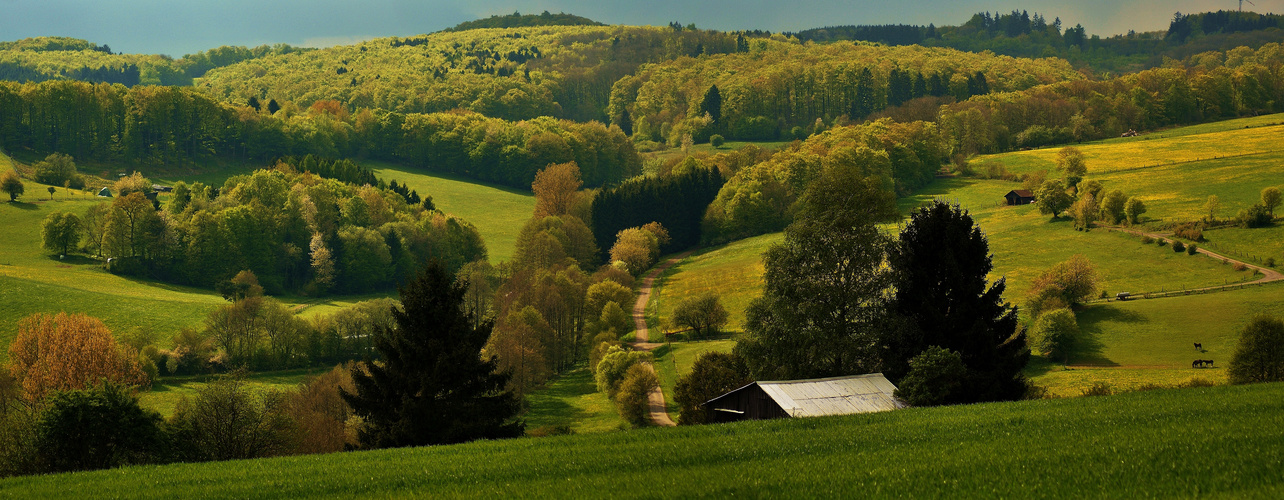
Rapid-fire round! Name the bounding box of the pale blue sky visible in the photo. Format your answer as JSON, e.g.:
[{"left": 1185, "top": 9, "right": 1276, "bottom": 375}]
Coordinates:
[{"left": 0, "top": 0, "right": 1277, "bottom": 57}]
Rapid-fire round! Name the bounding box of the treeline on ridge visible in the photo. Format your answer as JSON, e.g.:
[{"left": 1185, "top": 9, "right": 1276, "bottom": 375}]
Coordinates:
[
  {"left": 443, "top": 11, "right": 606, "bottom": 32},
  {"left": 0, "top": 81, "right": 640, "bottom": 189},
  {"left": 791, "top": 10, "right": 1284, "bottom": 74}
]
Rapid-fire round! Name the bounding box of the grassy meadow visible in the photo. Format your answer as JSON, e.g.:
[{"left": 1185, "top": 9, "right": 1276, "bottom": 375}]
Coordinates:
[
  {"left": 650, "top": 340, "right": 736, "bottom": 418},
  {"left": 5, "top": 382, "right": 1284, "bottom": 498},
  {"left": 647, "top": 233, "right": 781, "bottom": 334},
  {"left": 521, "top": 367, "right": 625, "bottom": 434},
  {"left": 138, "top": 369, "right": 322, "bottom": 417},
  {"left": 368, "top": 161, "right": 534, "bottom": 263}
]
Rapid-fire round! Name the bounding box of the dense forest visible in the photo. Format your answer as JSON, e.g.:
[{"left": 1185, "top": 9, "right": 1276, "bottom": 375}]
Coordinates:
[
  {"left": 444, "top": 11, "right": 606, "bottom": 31},
  {"left": 792, "top": 11, "right": 1284, "bottom": 74},
  {"left": 0, "top": 80, "right": 640, "bottom": 189},
  {"left": 0, "top": 37, "right": 305, "bottom": 87}
]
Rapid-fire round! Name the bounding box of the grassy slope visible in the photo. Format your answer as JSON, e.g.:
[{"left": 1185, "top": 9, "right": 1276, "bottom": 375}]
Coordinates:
[
  {"left": 971, "top": 113, "right": 1284, "bottom": 225},
  {"left": 0, "top": 185, "right": 227, "bottom": 362},
  {"left": 522, "top": 368, "right": 625, "bottom": 434},
  {"left": 368, "top": 161, "right": 534, "bottom": 263},
  {"left": 5, "top": 382, "right": 1284, "bottom": 498},
  {"left": 650, "top": 340, "right": 736, "bottom": 418},
  {"left": 138, "top": 369, "right": 321, "bottom": 417}
]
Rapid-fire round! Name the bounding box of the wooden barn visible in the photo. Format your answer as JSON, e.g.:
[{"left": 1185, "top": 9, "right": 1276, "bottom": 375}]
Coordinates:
[
  {"left": 1005, "top": 189, "right": 1036, "bottom": 205},
  {"left": 703, "top": 374, "right": 905, "bottom": 423}
]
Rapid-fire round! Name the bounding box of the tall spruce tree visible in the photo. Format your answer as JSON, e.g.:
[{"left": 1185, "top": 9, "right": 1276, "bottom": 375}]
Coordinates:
[
  {"left": 342, "top": 261, "right": 522, "bottom": 448},
  {"left": 700, "top": 84, "right": 722, "bottom": 123},
  {"left": 885, "top": 201, "right": 1029, "bottom": 402}
]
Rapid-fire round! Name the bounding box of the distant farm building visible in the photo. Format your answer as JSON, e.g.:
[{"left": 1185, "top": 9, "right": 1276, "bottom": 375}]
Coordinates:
[
  {"left": 704, "top": 374, "right": 905, "bottom": 423},
  {"left": 152, "top": 184, "right": 173, "bottom": 193},
  {"left": 1005, "top": 189, "right": 1035, "bottom": 205},
  {"left": 97, "top": 187, "right": 112, "bottom": 197}
]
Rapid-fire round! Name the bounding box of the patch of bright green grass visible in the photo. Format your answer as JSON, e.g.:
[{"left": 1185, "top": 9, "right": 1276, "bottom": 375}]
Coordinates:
[
  {"left": 650, "top": 339, "right": 736, "bottom": 419},
  {"left": 1199, "top": 224, "right": 1284, "bottom": 267},
  {"left": 649, "top": 233, "right": 781, "bottom": 334},
  {"left": 138, "top": 369, "right": 321, "bottom": 417},
  {"left": 971, "top": 114, "right": 1284, "bottom": 224},
  {"left": 366, "top": 161, "right": 534, "bottom": 263},
  {"left": 7, "top": 382, "right": 1284, "bottom": 498},
  {"left": 648, "top": 140, "right": 793, "bottom": 163},
  {"left": 1027, "top": 282, "right": 1284, "bottom": 396},
  {"left": 522, "top": 367, "right": 625, "bottom": 435}
]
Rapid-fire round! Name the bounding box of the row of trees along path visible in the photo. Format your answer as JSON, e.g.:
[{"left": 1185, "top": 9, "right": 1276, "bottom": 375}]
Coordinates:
[
  {"left": 1099, "top": 225, "right": 1283, "bottom": 297},
  {"left": 630, "top": 251, "right": 694, "bottom": 427}
]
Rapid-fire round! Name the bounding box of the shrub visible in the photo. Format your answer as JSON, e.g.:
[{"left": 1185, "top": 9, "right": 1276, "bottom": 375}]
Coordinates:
[
  {"left": 1228, "top": 315, "right": 1284, "bottom": 384},
  {"left": 594, "top": 346, "right": 651, "bottom": 396},
  {"left": 1233, "top": 262, "right": 1248, "bottom": 272},
  {"left": 32, "top": 153, "right": 81, "bottom": 188},
  {"left": 169, "top": 374, "right": 298, "bottom": 462},
  {"left": 1022, "top": 383, "right": 1050, "bottom": 400},
  {"left": 709, "top": 134, "right": 725, "bottom": 148},
  {"left": 0, "top": 404, "right": 40, "bottom": 477},
  {"left": 1172, "top": 241, "right": 1185, "bottom": 252},
  {"left": 1032, "top": 308, "right": 1079, "bottom": 364},
  {"left": 1173, "top": 223, "right": 1204, "bottom": 242},
  {"left": 1081, "top": 382, "right": 1114, "bottom": 397},
  {"left": 1157, "top": 238, "right": 1167, "bottom": 247},
  {"left": 1187, "top": 244, "right": 1198, "bottom": 255},
  {"left": 673, "top": 351, "right": 750, "bottom": 425},
  {"left": 893, "top": 346, "right": 967, "bottom": 407},
  {"left": 35, "top": 382, "right": 164, "bottom": 473},
  {"left": 1266, "top": 257, "right": 1276, "bottom": 268},
  {"left": 1140, "top": 235, "right": 1154, "bottom": 244},
  {"left": 672, "top": 293, "right": 729, "bottom": 339},
  {"left": 1237, "top": 203, "right": 1273, "bottom": 228},
  {"left": 615, "top": 363, "right": 658, "bottom": 427}
]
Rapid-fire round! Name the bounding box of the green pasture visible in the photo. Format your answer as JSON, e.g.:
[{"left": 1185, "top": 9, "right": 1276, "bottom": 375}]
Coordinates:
[
  {"left": 138, "top": 369, "right": 321, "bottom": 417},
  {"left": 647, "top": 140, "right": 793, "bottom": 164},
  {"left": 1198, "top": 224, "right": 1284, "bottom": 266},
  {"left": 1028, "top": 282, "right": 1284, "bottom": 396},
  {"left": 6, "top": 382, "right": 1284, "bottom": 498},
  {"left": 971, "top": 114, "right": 1284, "bottom": 224},
  {"left": 648, "top": 233, "right": 781, "bottom": 335},
  {"left": 368, "top": 161, "right": 534, "bottom": 263},
  {"left": 522, "top": 367, "right": 625, "bottom": 435},
  {"left": 650, "top": 340, "right": 736, "bottom": 419}
]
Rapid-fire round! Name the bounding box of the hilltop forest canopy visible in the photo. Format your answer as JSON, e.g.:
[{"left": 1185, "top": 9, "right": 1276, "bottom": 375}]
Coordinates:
[
  {"left": 0, "top": 36, "right": 306, "bottom": 86},
  {"left": 0, "top": 80, "right": 640, "bottom": 189},
  {"left": 791, "top": 10, "right": 1284, "bottom": 74},
  {"left": 444, "top": 11, "right": 606, "bottom": 31}
]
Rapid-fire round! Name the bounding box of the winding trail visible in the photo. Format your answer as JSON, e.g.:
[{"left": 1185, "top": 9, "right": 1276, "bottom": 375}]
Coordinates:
[
  {"left": 631, "top": 251, "right": 693, "bottom": 427},
  {"left": 1098, "top": 225, "right": 1283, "bottom": 295}
]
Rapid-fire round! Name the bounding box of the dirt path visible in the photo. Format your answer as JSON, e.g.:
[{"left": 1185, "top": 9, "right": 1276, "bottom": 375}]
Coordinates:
[
  {"left": 630, "top": 251, "right": 693, "bottom": 427},
  {"left": 1100, "top": 225, "right": 1283, "bottom": 296}
]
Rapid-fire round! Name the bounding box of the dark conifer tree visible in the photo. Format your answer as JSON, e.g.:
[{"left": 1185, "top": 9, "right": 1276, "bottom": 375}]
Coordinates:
[
  {"left": 247, "top": 96, "right": 261, "bottom": 111},
  {"left": 852, "top": 68, "right": 876, "bottom": 118},
  {"left": 700, "top": 84, "right": 722, "bottom": 123},
  {"left": 885, "top": 201, "right": 1028, "bottom": 403},
  {"left": 617, "top": 107, "right": 634, "bottom": 136},
  {"left": 342, "top": 261, "right": 523, "bottom": 448},
  {"left": 267, "top": 99, "right": 281, "bottom": 114}
]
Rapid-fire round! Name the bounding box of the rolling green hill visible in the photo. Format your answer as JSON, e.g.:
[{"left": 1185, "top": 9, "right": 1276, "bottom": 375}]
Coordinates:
[{"left": 4, "top": 382, "right": 1283, "bottom": 497}]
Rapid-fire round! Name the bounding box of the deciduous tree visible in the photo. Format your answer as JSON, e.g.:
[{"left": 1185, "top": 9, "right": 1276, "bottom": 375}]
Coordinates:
[
  {"left": 673, "top": 351, "right": 750, "bottom": 425},
  {"left": 532, "top": 162, "right": 582, "bottom": 218},
  {"left": 1055, "top": 147, "right": 1087, "bottom": 189},
  {"left": 40, "top": 212, "right": 82, "bottom": 255},
  {"left": 1229, "top": 315, "right": 1284, "bottom": 384},
  {"left": 672, "top": 292, "right": 728, "bottom": 338},
  {"left": 1262, "top": 187, "right": 1281, "bottom": 217},
  {"left": 8, "top": 312, "right": 148, "bottom": 401},
  {"left": 1032, "top": 308, "right": 1079, "bottom": 364},
  {"left": 1, "top": 169, "right": 23, "bottom": 201},
  {"left": 1026, "top": 255, "right": 1098, "bottom": 317},
  {"left": 1036, "top": 179, "right": 1072, "bottom": 219},
  {"left": 735, "top": 159, "right": 898, "bottom": 379},
  {"left": 1124, "top": 197, "right": 1147, "bottom": 224}
]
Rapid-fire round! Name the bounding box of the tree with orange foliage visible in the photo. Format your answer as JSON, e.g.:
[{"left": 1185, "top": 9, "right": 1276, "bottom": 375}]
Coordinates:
[
  {"left": 8, "top": 312, "right": 148, "bottom": 401},
  {"left": 531, "top": 162, "right": 582, "bottom": 218}
]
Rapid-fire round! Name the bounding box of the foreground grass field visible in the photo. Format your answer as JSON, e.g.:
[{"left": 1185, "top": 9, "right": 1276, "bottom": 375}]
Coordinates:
[
  {"left": 5, "top": 382, "right": 1283, "bottom": 498},
  {"left": 368, "top": 161, "right": 534, "bottom": 263}
]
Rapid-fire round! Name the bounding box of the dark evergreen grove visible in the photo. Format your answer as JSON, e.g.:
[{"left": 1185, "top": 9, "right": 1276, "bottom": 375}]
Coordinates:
[
  {"left": 590, "top": 165, "right": 723, "bottom": 258},
  {"left": 342, "top": 261, "right": 523, "bottom": 449},
  {"left": 885, "top": 201, "right": 1029, "bottom": 403}
]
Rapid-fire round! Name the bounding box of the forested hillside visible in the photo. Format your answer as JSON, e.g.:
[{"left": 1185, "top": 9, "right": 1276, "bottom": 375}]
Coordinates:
[
  {"left": 608, "top": 41, "right": 1082, "bottom": 144},
  {"left": 197, "top": 25, "right": 751, "bottom": 123},
  {"left": 0, "top": 80, "right": 639, "bottom": 189},
  {"left": 445, "top": 11, "right": 605, "bottom": 31},
  {"left": 792, "top": 10, "right": 1284, "bottom": 74},
  {"left": 0, "top": 37, "right": 305, "bottom": 86}
]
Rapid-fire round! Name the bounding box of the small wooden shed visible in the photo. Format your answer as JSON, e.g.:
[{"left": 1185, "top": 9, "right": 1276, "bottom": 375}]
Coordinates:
[
  {"left": 1005, "top": 189, "right": 1035, "bottom": 205},
  {"left": 96, "top": 187, "right": 113, "bottom": 197},
  {"left": 704, "top": 374, "right": 905, "bottom": 423}
]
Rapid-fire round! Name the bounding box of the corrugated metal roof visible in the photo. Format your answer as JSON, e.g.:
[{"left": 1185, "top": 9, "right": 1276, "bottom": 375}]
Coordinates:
[{"left": 756, "top": 374, "right": 906, "bottom": 417}]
